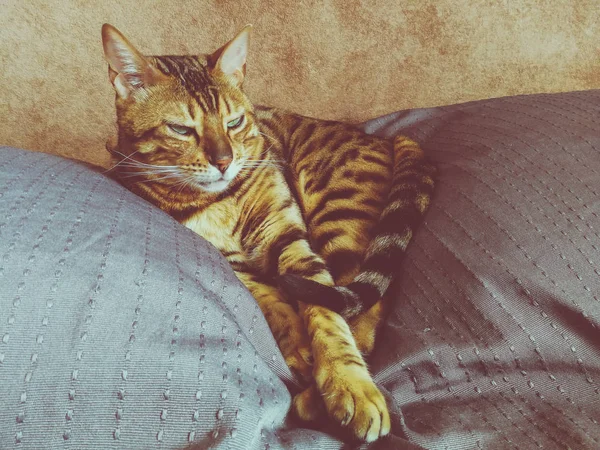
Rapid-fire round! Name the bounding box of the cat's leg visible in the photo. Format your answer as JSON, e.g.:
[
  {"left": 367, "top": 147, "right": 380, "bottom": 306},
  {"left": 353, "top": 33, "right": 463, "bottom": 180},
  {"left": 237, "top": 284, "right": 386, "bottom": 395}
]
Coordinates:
[
  {"left": 238, "top": 192, "right": 389, "bottom": 439},
  {"left": 236, "top": 272, "right": 312, "bottom": 381},
  {"left": 235, "top": 271, "right": 313, "bottom": 382},
  {"left": 258, "top": 220, "right": 390, "bottom": 440},
  {"left": 310, "top": 218, "right": 387, "bottom": 356},
  {"left": 265, "top": 240, "right": 390, "bottom": 440},
  {"left": 298, "top": 303, "right": 390, "bottom": 442},
  {"left": 348, "top": 301, "right": 385, "bottom": 356},
  {"left": 237, "top": 192, "right": 334, "bottom": 383}
]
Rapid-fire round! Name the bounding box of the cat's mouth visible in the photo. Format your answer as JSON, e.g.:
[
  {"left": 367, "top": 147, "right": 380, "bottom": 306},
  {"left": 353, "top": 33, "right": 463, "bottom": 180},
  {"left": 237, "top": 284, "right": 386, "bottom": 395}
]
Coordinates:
[{"left": 192, "top": 163, "right": 241, "bottom": 193}]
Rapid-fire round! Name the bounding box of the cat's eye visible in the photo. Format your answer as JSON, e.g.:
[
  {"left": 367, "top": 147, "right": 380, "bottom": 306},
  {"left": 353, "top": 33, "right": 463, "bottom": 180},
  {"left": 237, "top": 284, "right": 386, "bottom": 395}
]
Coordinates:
[
  {"left": 168, "top": 124, "right": 194, "bottom": 136},
  {"left": 227, "top": 115, "right": 244, "bottom": 130}
]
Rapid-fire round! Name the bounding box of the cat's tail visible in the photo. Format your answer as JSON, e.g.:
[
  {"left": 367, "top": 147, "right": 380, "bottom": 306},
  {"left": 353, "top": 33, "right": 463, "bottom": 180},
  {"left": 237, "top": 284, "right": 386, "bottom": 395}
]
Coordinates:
[{"left": 278, "top": 136, "right": 436, "bottom": 320}]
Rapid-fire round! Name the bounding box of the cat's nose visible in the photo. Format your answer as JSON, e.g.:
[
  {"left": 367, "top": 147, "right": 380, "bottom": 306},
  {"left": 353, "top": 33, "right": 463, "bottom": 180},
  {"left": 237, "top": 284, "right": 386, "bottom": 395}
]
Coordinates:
[{"left": 215, "top": 157, "right": 232, "bottom": 174}]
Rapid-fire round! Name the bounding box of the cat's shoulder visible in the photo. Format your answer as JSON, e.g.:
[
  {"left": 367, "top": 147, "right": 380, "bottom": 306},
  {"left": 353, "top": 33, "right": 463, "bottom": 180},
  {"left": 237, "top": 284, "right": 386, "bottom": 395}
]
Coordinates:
[
  {"left": 254, "top": 105, "right": 344, "bottom": 129},
  {"left": 254, "top": 105, "right": 299, "bottom": 122},
  {"left": 254, "top": 105, "right": 388, "bottom": 147}
]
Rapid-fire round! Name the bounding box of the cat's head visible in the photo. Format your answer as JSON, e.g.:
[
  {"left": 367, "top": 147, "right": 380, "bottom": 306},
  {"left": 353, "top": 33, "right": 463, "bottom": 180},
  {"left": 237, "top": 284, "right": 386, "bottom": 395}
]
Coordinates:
[{"left": 102, "top": 23, "right": 262, "bottom": 194}]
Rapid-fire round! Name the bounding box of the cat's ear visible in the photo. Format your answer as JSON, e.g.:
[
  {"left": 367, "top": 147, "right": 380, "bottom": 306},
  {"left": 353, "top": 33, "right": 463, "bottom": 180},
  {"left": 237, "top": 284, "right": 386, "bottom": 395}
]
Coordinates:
[
  {"left": 101, "top": 24, "right": 166, "bottom": 99},
  {"left": 210, "top": 25, "right": 252, "bottom": 86}
]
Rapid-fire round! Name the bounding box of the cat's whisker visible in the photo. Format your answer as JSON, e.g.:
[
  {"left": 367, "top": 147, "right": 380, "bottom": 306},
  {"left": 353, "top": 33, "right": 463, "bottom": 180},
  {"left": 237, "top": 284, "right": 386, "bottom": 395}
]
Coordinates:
[
  {"left": 244, "top": 157, "right": 285, "bottom": 164},
  {"left": 258, "top": 131, "right": 277, "bottom": 144},
  {"left": 261, "top": 142, "right": 276, "bottom": 156},
  {"left": 183, "top": 177, "right": 199, "bottom": 192},
  {"left": 241, "top": 161, "right": 286, "bottom": 170},
  {"left": 242, "top": 161, "right": 277, "bottom": 166},
  {"left": 105, "top": 150, "right": 181, "bottom": 173},
  {"left": 116, "top": 167, "right": 182, "bottom": 176},
  {"left": 171, "top": 173, "right": 195, "bottom": 188},
  {"left": 103, "top": 152, "right": 144, "bottom": 173},
  {"left": 241, "top": 160, "right": 280, "bottom": 164},
  {"left": 102, "top": 158, "right": 140, "bottom": 174},
  {"left": 120, "top": 169, "right": 184, "bottom": 184},
  {"left": 241, "top": 153, "right": 286, "bottom": 167},
  {"left": 243, "top": 141, "right": 276, "bottom": 162},
  {"left": 113, "top": 162, "right": 185, "bottom": 177},
  {"left": 173, "top": 178, "right": 188, "bottom": 192},
  {"left": 240, "top": 166, "right": 282, "bottom": 172},
  {"left": 117, "top": 164, "right": 182, "bottom": 174},
  {"left": 115, "top": 160, "right": 181, "bottom": 170},
  {"left": 115, "top": 166, "right": 177, "bottom": 175},
  {"left": 242, "top": 167, "right": 283, "bottom": 172},
  {"left": 136, "top": 174, "right": 185, "bottom": 185}
]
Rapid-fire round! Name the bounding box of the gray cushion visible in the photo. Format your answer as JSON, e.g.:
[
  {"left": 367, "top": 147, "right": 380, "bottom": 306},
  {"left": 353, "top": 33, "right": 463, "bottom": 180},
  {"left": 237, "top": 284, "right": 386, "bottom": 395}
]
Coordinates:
[
  {"left": 2, "top": 89, "right": 600, "bottom": 449},
  {"left": 0, "top": 148, "right": 325, "bottom": 449},
  {"left": 363, "top": 90, "right": 600, "bottom": 449}
]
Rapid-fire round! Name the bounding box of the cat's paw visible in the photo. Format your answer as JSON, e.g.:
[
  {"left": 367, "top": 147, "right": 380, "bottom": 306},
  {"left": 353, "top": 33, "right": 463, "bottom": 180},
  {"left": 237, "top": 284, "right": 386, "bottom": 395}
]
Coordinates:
[
  {"left": 293, "top": 384, "right": 326, "bottom": 422},
  {"left": 283, "top": 340, "right": 313, "bottom": 383},
  {"left": 317, "top": 370, "right": 390, "bottom": 442}
]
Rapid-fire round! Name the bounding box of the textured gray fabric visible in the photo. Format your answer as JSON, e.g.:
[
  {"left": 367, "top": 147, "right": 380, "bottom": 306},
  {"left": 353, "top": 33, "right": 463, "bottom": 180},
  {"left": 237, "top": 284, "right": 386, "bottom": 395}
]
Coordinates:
[
  {"left": 362, "top": 89, "right": 600, "bottom": 449},
  {"left": 1, "top": 89, "right": 600, "bottom": 449},
  {"left": 0, "top": 148, "right": 340, "bottom": 449}
]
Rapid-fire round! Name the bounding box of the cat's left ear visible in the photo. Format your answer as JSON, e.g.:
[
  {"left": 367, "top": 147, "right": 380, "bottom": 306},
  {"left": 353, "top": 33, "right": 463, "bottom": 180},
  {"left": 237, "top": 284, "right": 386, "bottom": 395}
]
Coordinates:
[{"left": 210, "top": 25, "right": 252, "bottom": 86}]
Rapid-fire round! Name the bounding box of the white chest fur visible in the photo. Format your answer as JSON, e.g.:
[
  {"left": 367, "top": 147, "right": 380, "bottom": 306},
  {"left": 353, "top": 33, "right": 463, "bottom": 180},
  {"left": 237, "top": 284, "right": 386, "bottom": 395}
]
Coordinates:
[{"left": 182, "top": 199, "right": 241, "bottom": 254}]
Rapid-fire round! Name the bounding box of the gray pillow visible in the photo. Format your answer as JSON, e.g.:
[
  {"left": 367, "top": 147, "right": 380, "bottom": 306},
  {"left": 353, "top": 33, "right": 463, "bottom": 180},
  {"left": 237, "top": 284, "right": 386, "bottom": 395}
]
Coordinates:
[
  {"left": 0, "top": 147, "right": 340, "bottom": 449},
  {"left": 363, "top": 90, "right": 600, "bottom": 449}
]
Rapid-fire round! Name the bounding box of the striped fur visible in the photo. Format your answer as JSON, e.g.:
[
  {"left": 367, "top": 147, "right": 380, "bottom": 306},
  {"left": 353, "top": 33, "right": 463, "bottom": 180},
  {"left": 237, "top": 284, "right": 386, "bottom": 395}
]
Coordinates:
[
  {"left": 278, "top": 137, "right": 436, "bottom": 319},
  {"left": 101, "top": 23, "right": 435, "bottom": 443}
]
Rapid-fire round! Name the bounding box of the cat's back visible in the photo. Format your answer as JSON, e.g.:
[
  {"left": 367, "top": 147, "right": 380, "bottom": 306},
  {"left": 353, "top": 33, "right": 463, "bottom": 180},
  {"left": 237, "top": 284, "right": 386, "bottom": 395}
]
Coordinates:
[
  {"left": 254, "top": 105, "right": 390, "bottom": 162},
  {"left": 253, "top": 105, "right": 394, "bottom": 285}
]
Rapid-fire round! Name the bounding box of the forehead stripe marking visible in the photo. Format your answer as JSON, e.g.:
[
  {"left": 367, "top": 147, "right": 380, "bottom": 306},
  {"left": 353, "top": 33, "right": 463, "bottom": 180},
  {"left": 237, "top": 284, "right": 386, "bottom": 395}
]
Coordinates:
[
  {"left": 207, "top": 87, "right": 218, "bottom": 111},
  {"left": 186, "top": 101, "right": 195, "bottom": 121},
  {"left": 153, "top": 55, "right": 220, "bottom": 113},
  {"left": 194, "top": 90, "right": 210, "bottom": 114}
]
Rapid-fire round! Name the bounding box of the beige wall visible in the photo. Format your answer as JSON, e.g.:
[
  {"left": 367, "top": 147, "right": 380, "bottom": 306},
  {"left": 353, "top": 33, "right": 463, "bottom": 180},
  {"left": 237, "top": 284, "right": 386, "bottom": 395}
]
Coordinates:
[{"left": 1, "top": 0, "right": 599, "bottom": 167}]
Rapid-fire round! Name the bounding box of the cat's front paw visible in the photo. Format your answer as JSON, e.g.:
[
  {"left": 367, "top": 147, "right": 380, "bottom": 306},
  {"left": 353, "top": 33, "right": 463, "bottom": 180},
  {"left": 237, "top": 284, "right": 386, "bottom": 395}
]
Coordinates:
[
  {"left": 293, "top": 384, "right": 326, "bottom": 422},
  {"left": 317, "top": 369, "right": 390, "bottom": 442},
  {"left": 284, "top": 341, "right": 313, "bottom": 383}
]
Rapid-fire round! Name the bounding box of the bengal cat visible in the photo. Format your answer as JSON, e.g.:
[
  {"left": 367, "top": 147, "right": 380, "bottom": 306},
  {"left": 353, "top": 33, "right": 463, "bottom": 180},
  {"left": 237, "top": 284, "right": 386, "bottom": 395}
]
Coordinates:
[{"left": 101, "top": 23, "right": 435, "bottom": 443}]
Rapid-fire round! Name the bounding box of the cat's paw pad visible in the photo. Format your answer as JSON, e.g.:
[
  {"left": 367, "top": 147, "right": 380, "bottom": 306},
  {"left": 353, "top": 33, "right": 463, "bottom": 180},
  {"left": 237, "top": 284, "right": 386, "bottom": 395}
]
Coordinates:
[
  {"left": 293, "top": 384, "right": 326, "bottom": 422},
  {"left": 320, "top": 373, "right": 390, "bottom": 442}
]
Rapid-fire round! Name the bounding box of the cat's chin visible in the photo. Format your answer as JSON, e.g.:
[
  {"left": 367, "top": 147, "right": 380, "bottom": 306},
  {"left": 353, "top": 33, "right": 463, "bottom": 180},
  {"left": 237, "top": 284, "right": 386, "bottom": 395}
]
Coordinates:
[{"left": 196, "top": 179, "right": 231, "bottom": 193}]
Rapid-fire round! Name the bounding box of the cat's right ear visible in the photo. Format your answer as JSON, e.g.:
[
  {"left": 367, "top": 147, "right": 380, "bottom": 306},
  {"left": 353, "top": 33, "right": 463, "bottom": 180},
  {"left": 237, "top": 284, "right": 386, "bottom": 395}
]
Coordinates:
[
  {"left": 209, "top": 25, "right": 252, "bottom": 87},
  {"left": 101, "top": 24, "right": 165, "bottom": 99}
]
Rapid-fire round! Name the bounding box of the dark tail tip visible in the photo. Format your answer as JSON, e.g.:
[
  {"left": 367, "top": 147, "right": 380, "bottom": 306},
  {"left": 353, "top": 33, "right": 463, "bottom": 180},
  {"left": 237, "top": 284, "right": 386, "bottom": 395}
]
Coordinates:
[{"left": 277, "top": 274, "right": 348, "bottom": 313}]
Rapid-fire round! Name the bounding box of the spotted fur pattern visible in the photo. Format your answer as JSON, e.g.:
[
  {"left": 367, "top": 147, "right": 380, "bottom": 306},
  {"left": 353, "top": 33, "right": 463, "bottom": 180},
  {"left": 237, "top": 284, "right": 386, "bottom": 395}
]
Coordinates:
[{"left": 101, "top": 23, "right": 435, "bottom": 443}]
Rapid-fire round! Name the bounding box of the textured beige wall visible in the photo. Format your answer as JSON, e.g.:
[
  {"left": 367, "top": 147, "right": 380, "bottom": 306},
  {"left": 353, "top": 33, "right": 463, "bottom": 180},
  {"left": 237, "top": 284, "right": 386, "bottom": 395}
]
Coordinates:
[{"left": 1, "top": 0, "right": 599, "bottom": 167}]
